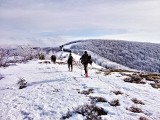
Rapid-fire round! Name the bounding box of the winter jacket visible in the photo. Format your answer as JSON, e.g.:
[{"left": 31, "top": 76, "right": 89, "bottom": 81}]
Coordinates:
[
  {"left": 80, "top": 53, "right": 89, "bottom": 65},
  {"left": 67, "top": 55, "right": 73, "bottom": 64}
]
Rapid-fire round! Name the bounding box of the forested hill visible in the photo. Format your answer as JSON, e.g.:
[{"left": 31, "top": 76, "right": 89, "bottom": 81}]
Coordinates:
[{"left": 68, "top": 39, "right": 160, "bottom": 73}]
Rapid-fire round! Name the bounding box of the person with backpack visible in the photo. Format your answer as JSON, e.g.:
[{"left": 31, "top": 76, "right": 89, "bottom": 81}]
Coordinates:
[
  {"left": 80, "top": 51, "right": 92, "bottom": 77},
  {"left": 67, "top": 53, "right": 73, "bottom": 72}
]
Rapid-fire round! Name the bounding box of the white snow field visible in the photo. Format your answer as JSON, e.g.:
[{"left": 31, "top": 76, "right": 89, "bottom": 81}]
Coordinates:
[{"left": 0, "top": 53, "right": 160, "bottom": 120}]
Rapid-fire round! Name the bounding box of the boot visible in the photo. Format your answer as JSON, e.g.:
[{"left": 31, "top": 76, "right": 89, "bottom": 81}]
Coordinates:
[{"left": 85, "top": 72, "right": 88, "bottom": 77}]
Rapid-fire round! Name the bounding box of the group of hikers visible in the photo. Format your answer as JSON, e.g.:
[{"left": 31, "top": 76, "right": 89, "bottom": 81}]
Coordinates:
[{"left": 51, "top": 51, "right": 92, "bottom": 77}]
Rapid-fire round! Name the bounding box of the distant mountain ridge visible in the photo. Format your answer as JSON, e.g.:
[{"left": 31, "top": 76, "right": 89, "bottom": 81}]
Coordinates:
[{"left": 65, "top": 39, "right": 160, "bottom": 73}]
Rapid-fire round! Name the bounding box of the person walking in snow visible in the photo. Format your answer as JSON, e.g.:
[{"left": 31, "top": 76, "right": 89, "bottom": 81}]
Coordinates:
[
  {"left": 67, "top": 52, "right": 73, "bottom": 71},
  {"left": 80, "top": 51, "right": 91, "bottom": 77}
]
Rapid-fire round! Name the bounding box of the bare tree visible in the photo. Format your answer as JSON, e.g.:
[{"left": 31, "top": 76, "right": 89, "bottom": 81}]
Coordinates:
[
  {"left": 16, "top": 44, "right": 37, "bottom": 62},
  {"left": 0, "top": 48, "right": 10, "bottom": 67}
]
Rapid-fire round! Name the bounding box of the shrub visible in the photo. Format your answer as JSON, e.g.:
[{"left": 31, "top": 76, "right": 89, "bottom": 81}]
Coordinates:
[
  {"left": 139, "top": 116, "right": 149, "bottom": 120},
  {"left": 56, "top": 61, "right": 66, "bottom": 65},
  {"left": 37, "top": 53, "right": 45, "bottom": 60},
  {"left": 112, "top": 91, "right": 123, "bottom": 95},
  {"left": 61, "top": 104, "right": 108, "bottom": 120},
  {"left": 43, "top": 61, "right": 51, "bottom": 64},
  {"left": 61, "top": 111, "right": 72, "bottom": 119},
  {"left": 79, "top": 88, "right": 94, "bottom": 95},
  {"left": 131, "top": 98, "right": 145, "bottom": 105},
  {"left": 98, "top": 68, "right": 132, "bottom": 76},
  {"left": 17, "top": 78, "right": 27, "bottom": 89},
  {"left": 140, "top": 73, "right": 160, "bottom": 82},
  {"left": 90, "top": 96, "right": 107, "bottom": 104},
  {"left": 127, "top": 106, "right": 142, "bottom": 113},
  {"left": 124, "top": 74, "right": 145, "bottom": 84},
  {"left": 0, "top": 48, "right": 10, "bottom": 67},
  {"left": 75, "top": 104, "right": 108, "bottom": 120},
  {"left": 150, "top": 83, "right": 160, "bottom": 89},
  {"left": 109, "top": 99, "right": 120, "bottom": 106}
]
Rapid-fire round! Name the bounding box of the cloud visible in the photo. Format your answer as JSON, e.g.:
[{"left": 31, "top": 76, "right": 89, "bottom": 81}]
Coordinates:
[{"left": 0, "top": 0, "right": 160, "bottom": 47}]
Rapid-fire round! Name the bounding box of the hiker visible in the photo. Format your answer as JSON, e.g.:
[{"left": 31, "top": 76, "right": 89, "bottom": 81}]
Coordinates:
[
  {"left": 67, "top": 53, "right": 73, "bottom": 71},
  {"left": 51, "top": 55, "right": 56, "bottom": 64},
  {"left": 80, "top": 51, "right": 92, "bottom": 77}
]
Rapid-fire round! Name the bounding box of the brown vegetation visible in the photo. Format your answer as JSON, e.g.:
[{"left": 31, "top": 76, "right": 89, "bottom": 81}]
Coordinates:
[
  {"left": 150, "top": 82, "right": 160, "bottom": 89},
  {"left": 109, "top": 99, "right": 120, "bottom": 107},
  {"left": 112, "top": 90, "right": 123, "bottom": 95},
  {"left": 98, "top": 68, "right": 132, "bottom": 76},
  {"left": 122, "top": 72, "right": 160, "bottom": 89},
  {"left": 131, "top": 98, "right": 145, "bottom": 105},
  {"left": 56, "top": 61, "right": 66, "bottom": 65},
  {"left": 140, "top": 73, "right": 160, "bottom": 82},
  {"left": 127, "top": 106, "right": 142, "bottom": 113},
  {"left": 43, "top": 61, "right": 51, "bottom": 64},
  {"left": 78, "top": 88, "right": 94, "bottom": 95},
  {"left": 90, "top": 96, "right": 107, "bottom": 104},
  {"left": 139, "top": 116, "right": 149, "bottom": 120},
  {"left": 124, "top": 74, "right": 145, "bottom": 84},
  {"left": 61, "top": 104, "right": 108, "bottom": 120}
]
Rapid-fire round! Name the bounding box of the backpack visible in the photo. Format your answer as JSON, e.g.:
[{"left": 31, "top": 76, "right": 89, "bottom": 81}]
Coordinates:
[{"left": 88, "top": 55, "right": 92, "bottom": 64}]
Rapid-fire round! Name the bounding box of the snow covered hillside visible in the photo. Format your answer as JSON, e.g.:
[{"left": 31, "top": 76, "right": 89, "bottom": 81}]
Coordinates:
[
  {"left": 64, "top": 39, "right": 160, "bottom": 73},
  {"left": 64, "top": 45, "right": 133, "bottom": 71},
  {"left": 0, "top": 53, "right": 160, "bottom": 120}
]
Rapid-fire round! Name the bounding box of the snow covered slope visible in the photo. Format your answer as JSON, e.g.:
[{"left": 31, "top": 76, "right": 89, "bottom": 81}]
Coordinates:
[
  {"left": 0, "top": 55, "right": 160, "bottom": 120},
  {"left": 64, "top": 44, "right": 135, "bottom": 71},
  {"left": 64, "top": 40, "right": 160, "bottom": 73}
]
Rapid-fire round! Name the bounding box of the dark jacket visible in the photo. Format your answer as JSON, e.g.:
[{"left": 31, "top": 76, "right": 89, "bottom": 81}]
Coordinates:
[
  {"left": 67, "top": 54, "right": 73, "bottom": 64},
  {"left": 80, "top": 53, "right": 89, "bottom": 65}
]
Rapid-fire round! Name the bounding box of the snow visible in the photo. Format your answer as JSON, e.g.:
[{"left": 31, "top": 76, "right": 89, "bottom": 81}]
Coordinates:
[
  {"left": 0, "top": 53, "right": 160, "bottom": 120},
  {"left": 64, "top": 42, "right": 136, "bottom": 71}
]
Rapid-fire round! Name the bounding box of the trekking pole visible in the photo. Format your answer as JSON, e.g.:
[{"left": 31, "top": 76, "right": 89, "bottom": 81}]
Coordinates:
[
  {"left": 79, "top": 60, "right": 83, "bottom": 76},
  {"left": 81, "top": 65, "right": 83, "bottom": 76}
]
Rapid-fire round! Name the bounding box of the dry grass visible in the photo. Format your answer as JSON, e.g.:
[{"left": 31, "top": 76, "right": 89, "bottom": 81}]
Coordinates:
[
  {"left": 127, "top": 106, "right": 142, "bottom": 113},
  {"left": 61, "top": 104, "right": 108, "bottom": 120},
  {"left": 140, "top": 73, "right": 160, "bottom": 82},
  {"left": 56, "top": 61, "right": 66, "bottom": 65},
  {"left": 38, "top": 61, "right": 51, "bottom": 64},
  {"left": 131, "top": 98, "right": 145, "bottom": 105},
  {"left": 122, "top": 72, "right": 160, "bottom": 89},
  {"left": 140, "top": 73, "right": 160, "bottom": 89},
  {"left": 95, "top": 71, "right": 102, "bottom": 74},
  {"left": 17, "top": 77, "right": 27, "bottom": 89},
  {"left": 90, "top": 96, "right": 107, "bottom": 104},
  {"left": 139, "top": 116, "right": 149, "bottom": 120},
  {"left": 109, "top": 99, "right": 120, "bottom": 107},
  {"left": 124, "top": 74, "right": 146, "bottom": 84},
  {"left": 43, "top": 61, "right": 51, "bottom": 64},
  {"left": 112, "top": 90, "right": 123, "bottom": 95},
  {"left": 79, "top": 88, "right": 94, "bottom": 95},
  {"left": 61, "top": 111, "right": 72, "bottom": 119},
  {"left": 150, "top": 83, "right": 160, "bottom": 89},
  {"left": 98, "top": 68, "right": 132, "bottom": 76}
]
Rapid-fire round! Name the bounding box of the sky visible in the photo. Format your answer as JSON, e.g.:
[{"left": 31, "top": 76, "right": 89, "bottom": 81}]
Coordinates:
[{"left": 0, "top": 0, "right": 160, "bottom": 47}]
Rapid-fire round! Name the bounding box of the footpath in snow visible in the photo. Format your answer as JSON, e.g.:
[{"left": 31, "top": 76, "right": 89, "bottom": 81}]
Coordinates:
[{"left": 0, "top": 58, "right": 160, "bottom": 120}]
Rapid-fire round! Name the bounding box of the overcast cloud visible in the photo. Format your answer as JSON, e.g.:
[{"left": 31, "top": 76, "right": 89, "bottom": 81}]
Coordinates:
[{"left": 0, "top": 0, "right": 160, "bottom": 47}]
